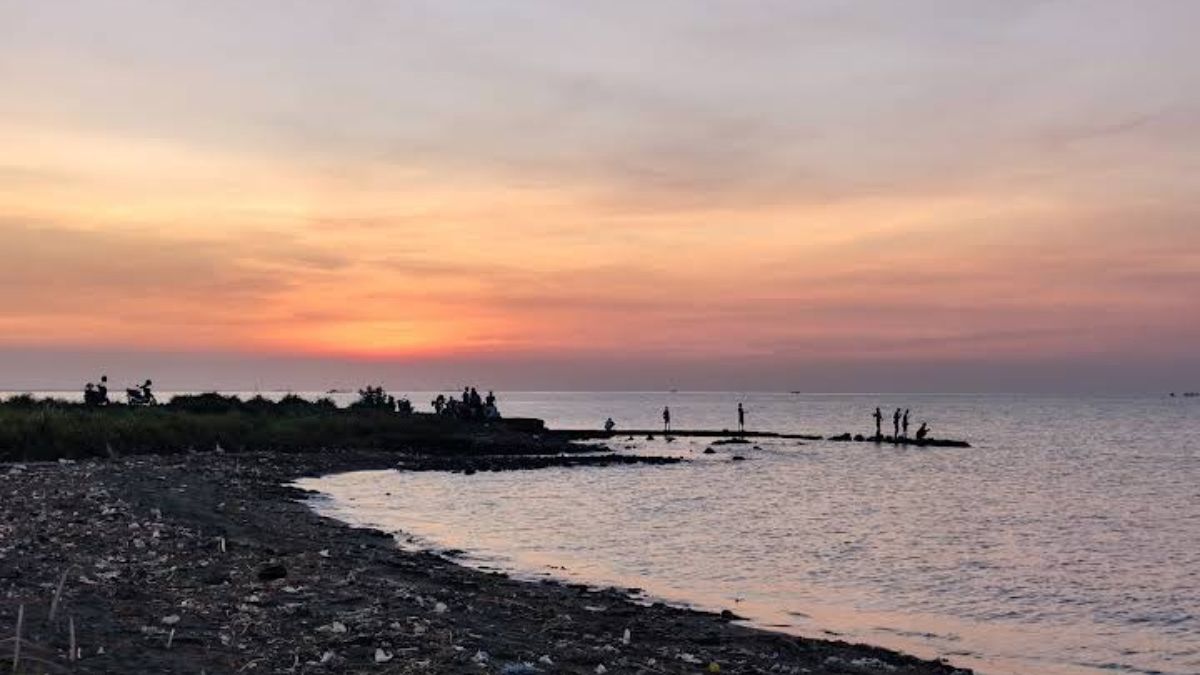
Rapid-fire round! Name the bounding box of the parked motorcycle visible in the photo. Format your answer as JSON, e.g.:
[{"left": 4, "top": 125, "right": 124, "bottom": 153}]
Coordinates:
[{"left": 126, "top": 379, "right": 157, "bottom": 406}]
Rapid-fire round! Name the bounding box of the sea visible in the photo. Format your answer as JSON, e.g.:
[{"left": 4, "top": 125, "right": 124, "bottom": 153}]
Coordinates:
[{"left": 8, "top": 390, "right": 1199, "bottom": 674}]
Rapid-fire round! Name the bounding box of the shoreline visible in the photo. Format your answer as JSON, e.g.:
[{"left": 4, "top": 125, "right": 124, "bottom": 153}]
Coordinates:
[{"left": 1, "top": 449, "right": 971, "bottom": 674}]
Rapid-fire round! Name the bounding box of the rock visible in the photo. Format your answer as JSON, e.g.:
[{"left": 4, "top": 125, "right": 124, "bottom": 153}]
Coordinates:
[
  {"left": 703, "top": 448, "right": 716, "bottom": 454},
  {"left": 731, "top": 456, "right": 746, "bottom": 461},
  {"left": 257, "top": 563, "right": 287, "bottom": 581},
  {"left": 829, "top": 433, "right": 852, "bottom": 442}
]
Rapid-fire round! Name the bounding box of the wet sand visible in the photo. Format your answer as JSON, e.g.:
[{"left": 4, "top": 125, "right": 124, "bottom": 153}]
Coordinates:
[{"left": 1, "top": 449, "right": 971, "bottom": 674}]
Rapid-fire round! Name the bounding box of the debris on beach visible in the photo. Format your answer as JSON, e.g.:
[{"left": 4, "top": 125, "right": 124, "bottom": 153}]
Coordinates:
[{"left": 0, "top": 450, "right": 972, "bottom": 675}]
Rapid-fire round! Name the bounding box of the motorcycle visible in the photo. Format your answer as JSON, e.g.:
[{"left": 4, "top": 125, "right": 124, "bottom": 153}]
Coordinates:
[{"left": 126, "top": 387, "right": 157, "bottom": 407}]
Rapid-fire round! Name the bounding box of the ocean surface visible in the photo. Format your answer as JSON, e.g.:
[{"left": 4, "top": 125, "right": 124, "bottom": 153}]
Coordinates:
[{"left": 6, "top": 390, "right": 1197, "bottom": 674}]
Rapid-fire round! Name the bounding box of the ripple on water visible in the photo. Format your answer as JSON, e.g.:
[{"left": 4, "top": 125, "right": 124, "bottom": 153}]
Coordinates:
[{"left": 298, "top": 393, "right": 1200, "bottom": 675}]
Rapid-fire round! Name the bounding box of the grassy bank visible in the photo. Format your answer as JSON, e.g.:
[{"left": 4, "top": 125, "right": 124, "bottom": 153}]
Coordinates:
[{"left": 0, "top": 393, "right": 548, "bottom": 462}]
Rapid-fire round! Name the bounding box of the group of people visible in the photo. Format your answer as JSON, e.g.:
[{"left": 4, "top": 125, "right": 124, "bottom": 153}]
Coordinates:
[
  {"left": 83, "top": 375, "right": 110, "bottom": 406},
  {"left": 82, "top": 375, "right": 156, "bottom": 407},
  {"left": 872, "top": 407, "right": 928, "bottom": 440},
  {"left": 431, "top": 387, "right": 499, "bottom": 420}
]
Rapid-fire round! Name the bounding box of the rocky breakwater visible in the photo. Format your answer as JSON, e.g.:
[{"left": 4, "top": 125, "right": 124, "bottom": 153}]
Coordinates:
[
  {"left": 1, "top": 450, "right": 971, "bottom": 674},
  {"left": 827, "top": 434, "right": 971, "bottom": 448}
]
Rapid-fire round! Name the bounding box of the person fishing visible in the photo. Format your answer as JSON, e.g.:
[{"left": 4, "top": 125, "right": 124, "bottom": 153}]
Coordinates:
[
  {"left": 737, "top": 402, "right": 746, "bottom": 434},
  {"left": 662, "top": 406, "right": 671, "bottom": 433},
  {"left": 915, "top": 422, "right": 929, "bottom": 440}
]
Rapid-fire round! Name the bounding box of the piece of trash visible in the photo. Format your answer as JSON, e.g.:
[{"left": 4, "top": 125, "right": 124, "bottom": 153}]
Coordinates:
[
  {"left": 708, "top": 663, "right": 721, "bottom": 673},
  {"left": 679, "top": 653, "right": 702, "bottom": 664},
  {"left": 434, "top": 601, "right": 448, "bottom": 614},
  {"left": 595, "top": 665, "right": 608, "bottom": 674},
  {"left": 160, "top": 615, "right": 180, "bottom": 626},
  {"left": 538, "top": 655, "right": 554, "bottom": 665},
  {"left": 622, "top": 628, "right": 631, "bottom": 645},
  {"left": 318, "top": 549, "right": 330, "bottom": 558},
  {"left": 472, "top": 650, "right": 489, "bottom": 664},
  {"left": 320, "top": 651, "right": 334, "bottom": 664},
  {"left": 374, "top": 648, "right": 394, "bottom": 663}
]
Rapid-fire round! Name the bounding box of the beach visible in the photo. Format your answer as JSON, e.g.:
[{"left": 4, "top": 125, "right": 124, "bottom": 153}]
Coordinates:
[{"left": 0, "top": 446, "right": 969, "bottom": 674}]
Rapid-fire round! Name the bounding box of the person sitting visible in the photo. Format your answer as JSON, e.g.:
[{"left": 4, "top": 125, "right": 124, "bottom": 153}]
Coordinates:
[
  {"left": 604, "top": 417, "right": 616, "bottom": 432},
  {"left": 126, "top": 379, "right": 156, "bottom": 406},
  {"left": 84, "top": 382, "right": 99, "bottom": 406},
  {"left": 915, "top": 422, "right": 929, "bottom": 440}
]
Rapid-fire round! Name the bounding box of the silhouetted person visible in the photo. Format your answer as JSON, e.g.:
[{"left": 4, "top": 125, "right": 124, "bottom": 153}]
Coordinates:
[
  {"left": 662, "top": 406, "right": 671, "bottom": 433},
  {"left": 127, "top": 379, "right": 155, "bottom": 405},
  {"left": 462, "top": 387, "right": 470, "bottom": 405},
  {"left": 84, "top": 382, "right": 98, "bottom": 406},
  {"left": 893, "top": 408, "right": 901, "bottom": 439},
  {"left": 604, "top": 417, "right": 615, "bottom": 432},
  {"left": 469, "top": 387, "right": 483, "bottom": 416},
  {"left": 915, "top": 422, "right": 929, "bottom": 440},
  {"left": 432, "top": 394, "right": 446, "bottom": 414},
  {"left": 873, "top": 407, "right": 883, "bottom": 438},
  {"left": 97, "top": 375, "right": 109, "bottom": 405},
  {"left": 485, "top": 390, "right": 496, "bottom": 408},
  {"left": 902, "top": 409, "right": 910, "bottom": 439},
  {"left": 737, "top": 402, "right": 745, "bottom": 434}
]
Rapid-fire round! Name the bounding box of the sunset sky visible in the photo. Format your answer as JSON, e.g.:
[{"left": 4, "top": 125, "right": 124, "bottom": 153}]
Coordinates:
[{"left": 1, "top": 1, "right": 1198, "bottom": 392}]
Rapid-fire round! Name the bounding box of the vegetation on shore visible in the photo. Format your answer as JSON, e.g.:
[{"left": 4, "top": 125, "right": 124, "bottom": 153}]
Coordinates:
[{"left": 0, "top": 391, "right": 540, "bottom": 463}]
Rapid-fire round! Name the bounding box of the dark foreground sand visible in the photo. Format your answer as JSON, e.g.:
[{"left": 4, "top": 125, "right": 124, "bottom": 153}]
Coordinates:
[{"left": 0, "top": 449, "right": 971, "bottom": 674}]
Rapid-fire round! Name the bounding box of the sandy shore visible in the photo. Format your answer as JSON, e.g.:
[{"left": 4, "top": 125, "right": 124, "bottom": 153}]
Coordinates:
[{"left": 0, "top": 449, "right": 971, "bottom": 674}]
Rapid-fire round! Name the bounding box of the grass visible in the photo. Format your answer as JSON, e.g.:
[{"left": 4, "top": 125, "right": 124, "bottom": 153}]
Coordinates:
[{"left": 0, "top": 394, "right": 541, "bottom": 463}]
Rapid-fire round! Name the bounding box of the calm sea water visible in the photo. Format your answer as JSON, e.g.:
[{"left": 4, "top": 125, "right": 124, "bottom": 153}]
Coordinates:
[
  {"left": 292, "top": 392, "right": 1199, "bottom": 675},
  {"left": 6, "top": 389, "right": 1197, "bottom": 673}
]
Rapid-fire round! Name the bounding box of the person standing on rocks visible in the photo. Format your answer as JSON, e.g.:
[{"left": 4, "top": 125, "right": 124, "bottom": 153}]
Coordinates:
[
  {"left": 893, "top": 408, "right": 901, "bottom": 439},
  {"left": 737, "top": 402, "right": 746, "bottom": 435},
  {"left": 902, "top": 409, "right": 910, "bottom": 439},
  {"left": 873, "top": 407, "right": 883, "bottom": 438},
  {"left": 662, "top": 406, "right": 671, "bottom": 433}
]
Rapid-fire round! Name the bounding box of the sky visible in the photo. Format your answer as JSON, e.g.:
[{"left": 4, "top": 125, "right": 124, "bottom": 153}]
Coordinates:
[{"left": 1, "top": 1, "right": 1198, "bottom": 392}]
